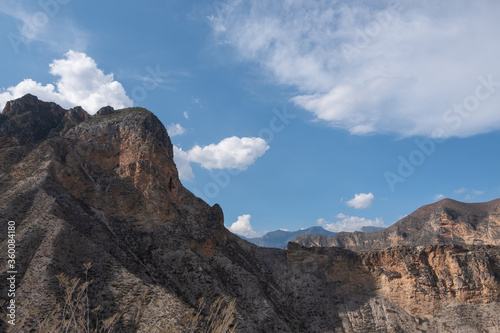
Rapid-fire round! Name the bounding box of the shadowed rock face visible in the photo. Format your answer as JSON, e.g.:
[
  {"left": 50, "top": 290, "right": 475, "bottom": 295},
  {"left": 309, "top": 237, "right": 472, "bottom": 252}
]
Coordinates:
[
  {"left": 295, "top": 198, "right": 500, "bottom": 251},
  {"left": 1, "top": 95, "right": 499, "bottom": 332}
]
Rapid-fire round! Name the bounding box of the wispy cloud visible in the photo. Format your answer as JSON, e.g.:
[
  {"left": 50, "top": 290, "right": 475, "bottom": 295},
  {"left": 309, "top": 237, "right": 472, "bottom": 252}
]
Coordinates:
[
  {"left": 453, "top": 188, "right": 466, "bottom": 194},
  {"left": 1, "top": 0, "right": 89, "bottom": 52},
  {"left": 211, "top": 0, "right": 500, "bottom": 138},
  {"left": 449, "top": 188, "right": 485, "bottom": 201},
  {"left": 465, "top": 189, "right": 485, "bottom": 201},
  {"left": 434, "top": 194, "right": 445, "bottom": 201},
  {"left": 0, "top": 50, "right": 132, "bottom": 113}
]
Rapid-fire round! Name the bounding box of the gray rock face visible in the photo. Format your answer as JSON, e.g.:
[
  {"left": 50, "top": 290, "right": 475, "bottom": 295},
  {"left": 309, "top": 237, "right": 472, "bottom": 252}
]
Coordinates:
[{"left": 1, "top": 95, "right": 499, "bottom": 332}]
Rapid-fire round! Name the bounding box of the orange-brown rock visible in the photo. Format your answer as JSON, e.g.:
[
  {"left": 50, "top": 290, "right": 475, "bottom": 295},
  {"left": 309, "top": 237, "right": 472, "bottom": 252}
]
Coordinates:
[
  {"left": 286, "top": 243, "right": 500, "bottom": 332},
  {"left": 361, "top": 245, "right": 500, "bottom": 318}
]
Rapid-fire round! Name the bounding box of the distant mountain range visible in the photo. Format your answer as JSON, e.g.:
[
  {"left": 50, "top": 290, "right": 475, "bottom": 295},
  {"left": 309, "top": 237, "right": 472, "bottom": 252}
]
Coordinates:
[
  {"left": 294, "top": 198, "right": 500, "bottom": 251},
  {"left": 243, "top": 225, "right": 385, "bottom": 248}
]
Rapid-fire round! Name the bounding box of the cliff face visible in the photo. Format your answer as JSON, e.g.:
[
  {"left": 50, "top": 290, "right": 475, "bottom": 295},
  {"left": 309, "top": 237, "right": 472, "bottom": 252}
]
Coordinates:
[
  {"left": 286, "top": 243, "right": 500, "bottom": 333},
  {"left": 295, "top": 198, "right": 500, "bottom": 251},
  {"left": 360, "top": 245, "right": 500, "bottom": 318},
  {"left": 1, "top": 95, "right": 499, "bottom": 333}
]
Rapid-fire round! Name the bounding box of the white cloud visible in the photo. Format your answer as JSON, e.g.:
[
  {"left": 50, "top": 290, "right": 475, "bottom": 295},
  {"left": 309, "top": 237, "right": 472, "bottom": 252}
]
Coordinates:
[
  {"left": 451, "top": 188, "right": 485, "bottom": 200},
  {"left": 167, "top": 123, "right": 186, "bottom": 137},
  {"left": 346, "top": 192, "right": 374, "bottom": 209},
  {"left": 434, "top": 194, "right": 446, "bottom": 201},
  {"left": 0, "top": 1, "right": 89, "bottom": 51},
  {"left": 183, "top": 111, "right": 189, "bottom": 119},
  {"left": 173, "top": 136, "right": 269, "bottom": 180},
  {"left": 207, "top": 14, "right": 227, "bottom": 32},
  {"left": 192, "top": 98, "right": 202, "bottom": 107},
  {"left": 0, "top": 50, "right": 132, "bottom": 114},
  {"left": 228, "top": 214, "right": 261, "bottom": 238},
  {"left": 187, "top": 136, "right": 269, "bottom": 170},
  {"left": 173, "top": 146, "right": 195, "bottom": 181},
  {"left": 472, "top": 189, "right": 484, "bottom": 196},
  {"left": 0, "top": 4, "right": 41, "bottom": 41},
  {"left": 318, "top": 213, "right": 384, "bottom": 233},
  {"left": 465, "top": 189, "right": 485, "bottom": 200},
  {"left": 212, "top": 1, "right": 500, "bottom": 138}
]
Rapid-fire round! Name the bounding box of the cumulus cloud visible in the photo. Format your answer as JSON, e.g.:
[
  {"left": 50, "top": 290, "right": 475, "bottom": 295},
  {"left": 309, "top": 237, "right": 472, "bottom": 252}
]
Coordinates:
[
  {"left": 318, "top": 213, "right": 384, "bottom": 232},
  {"left": 173, "top": 146, "right": 195, "bottom": 181},
  {"left": 0, "top": 50, "right": 132, "bottom": 114},
  {"left": 167, "top": 123, "right": 186, "bottom": 137},
  {"left": 228, "top": 214, "right": 261, "bottom": 238},
  {"left": 346, "top": 192, "right": 374, "bottom": 209},
  {"left": 187, "top": 136, "right": 269, "bottom": 170},
  {"left": 453, "top": 188, "right": 466, "bottom": 194},
  {"left": 211, "top": 0, "right": 500, "bottom": 138},
  {"left": 173, "top": 136, "right": 269, "bottom": 180}
]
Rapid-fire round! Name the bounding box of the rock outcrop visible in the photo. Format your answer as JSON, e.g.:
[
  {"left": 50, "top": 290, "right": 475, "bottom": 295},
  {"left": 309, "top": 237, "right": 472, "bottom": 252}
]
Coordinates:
[{"left": 1, "top": 95, "right": 499, "bottom": 332}]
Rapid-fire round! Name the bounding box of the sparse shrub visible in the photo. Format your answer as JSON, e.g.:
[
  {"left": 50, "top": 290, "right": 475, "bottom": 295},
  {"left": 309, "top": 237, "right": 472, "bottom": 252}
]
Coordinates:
[{"left": 37, "top": 262, "right": 119, "bottom": 333}]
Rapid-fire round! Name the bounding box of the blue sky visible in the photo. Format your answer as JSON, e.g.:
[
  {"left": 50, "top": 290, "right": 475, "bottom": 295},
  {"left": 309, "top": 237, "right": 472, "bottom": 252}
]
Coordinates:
[{"left": 1, "top": 0, "right": 500, "bottom": 237}]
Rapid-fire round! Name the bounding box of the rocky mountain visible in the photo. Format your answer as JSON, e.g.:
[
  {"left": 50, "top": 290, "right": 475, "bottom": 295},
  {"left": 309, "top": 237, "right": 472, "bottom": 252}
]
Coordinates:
[
  {"left": 1, "top": 95, "right": 499, "bottom": 332},
  {"left": 244, "top": 226, "right": 385, "bottom": 249},
  {"left": 243, "top": 226, "right": 336, "bottom": 249},
  {"left": 360, "top": 226, "right": 385, "bottom": 233},
  {"left": 294, "top": 198, "right": 500, "bottom": 251}
]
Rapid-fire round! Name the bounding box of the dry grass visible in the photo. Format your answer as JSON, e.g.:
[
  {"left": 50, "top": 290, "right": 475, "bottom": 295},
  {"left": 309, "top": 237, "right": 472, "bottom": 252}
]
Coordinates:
[
  {"left": 37, "top": 262, "right": 119, "bottom": 333},
  {"left": 2, "top": 262, "right": 239, "bottom": 332},
  {"left": 185, "top": 297, "right": 238, "bottom": 333}
]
